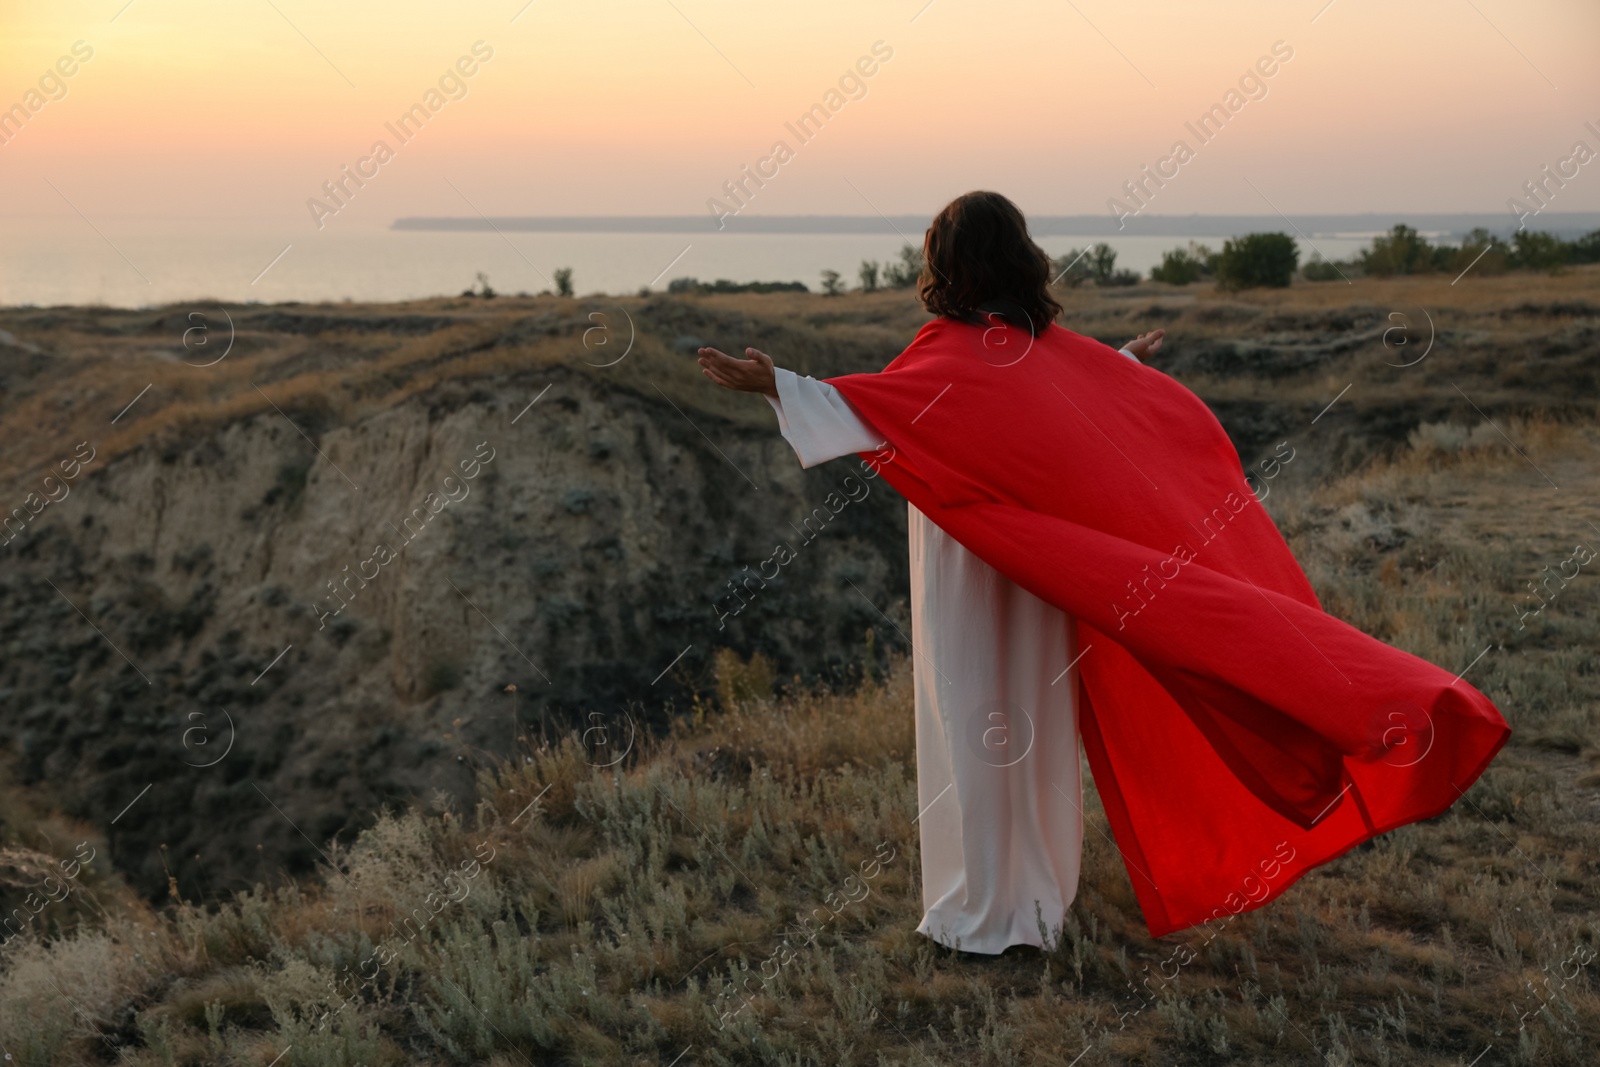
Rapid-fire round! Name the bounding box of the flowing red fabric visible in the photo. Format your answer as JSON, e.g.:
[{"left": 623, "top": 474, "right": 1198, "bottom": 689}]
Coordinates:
[{"left": 825, "top": 317, "right": 1510, "bottom": 939}]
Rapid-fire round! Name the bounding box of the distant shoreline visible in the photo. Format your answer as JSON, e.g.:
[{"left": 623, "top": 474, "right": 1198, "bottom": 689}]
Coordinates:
[{"left": 391, "top": 212, "right": 1600, "bottom": 239}]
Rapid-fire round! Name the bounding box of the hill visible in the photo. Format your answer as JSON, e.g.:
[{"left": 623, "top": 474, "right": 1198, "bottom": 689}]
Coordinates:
[{"left": 0, "top": 270, "right": 1597, "bottom": 1063}]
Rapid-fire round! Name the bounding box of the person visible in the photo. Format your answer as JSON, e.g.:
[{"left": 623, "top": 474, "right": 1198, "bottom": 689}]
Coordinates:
[
  {"left": 698, "top": 221, "right": 1161, "bottom": 954},
  {"left": 696, "top": 191, "right": 1509, "bottom": 947}
]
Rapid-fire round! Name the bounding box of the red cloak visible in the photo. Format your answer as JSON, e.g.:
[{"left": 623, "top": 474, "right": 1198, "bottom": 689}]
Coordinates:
[{"left": 825, "top": 316, "right": 1510, "bottom": 939}]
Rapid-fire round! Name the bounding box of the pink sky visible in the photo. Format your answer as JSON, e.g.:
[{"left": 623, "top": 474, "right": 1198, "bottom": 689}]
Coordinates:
[{"left": 2, "top": 0, "right": 1597, "bottom": 234}]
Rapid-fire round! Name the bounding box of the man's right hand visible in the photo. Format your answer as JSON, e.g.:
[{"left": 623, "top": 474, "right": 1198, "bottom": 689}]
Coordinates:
[{"left": 698, "top": 347, "right": 778, "bottom": 399}]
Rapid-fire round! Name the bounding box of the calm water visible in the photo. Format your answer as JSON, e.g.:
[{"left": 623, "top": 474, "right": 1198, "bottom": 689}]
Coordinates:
[{"left": 2, "top": 218, "right": 1378, "bottom": 309}]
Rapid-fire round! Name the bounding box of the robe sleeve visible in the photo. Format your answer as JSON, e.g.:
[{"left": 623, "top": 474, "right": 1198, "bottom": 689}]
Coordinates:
[
  {"left": 766, "top": 367, "right": 888, "bottom": 468},
  {"left": 768, "top": 350, "right": 1133, "bottom": 467}
]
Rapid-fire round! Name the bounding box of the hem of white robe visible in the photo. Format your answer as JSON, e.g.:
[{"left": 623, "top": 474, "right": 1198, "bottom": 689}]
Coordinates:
[{"left": 914, "top": 890, "right": 1075, "bottom": 955}]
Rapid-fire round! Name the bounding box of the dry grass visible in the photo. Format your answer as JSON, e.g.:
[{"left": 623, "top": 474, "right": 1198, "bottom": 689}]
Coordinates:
[
  {"left": 5, "top": 263, "right": 1595, "bottom": 487},
  {"left": 2, "top": 413, "right": 1597, "bottom": 1064}
]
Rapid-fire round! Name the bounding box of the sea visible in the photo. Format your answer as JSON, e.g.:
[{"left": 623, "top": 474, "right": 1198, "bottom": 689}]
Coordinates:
[{"left": 6, "top": 213, "right": 1595, "bottom": 310}]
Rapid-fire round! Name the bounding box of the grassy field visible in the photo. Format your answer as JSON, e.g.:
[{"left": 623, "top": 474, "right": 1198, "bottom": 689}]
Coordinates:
[{"left": 1, "top": 271, "right": 1597, "bottom": 1065}]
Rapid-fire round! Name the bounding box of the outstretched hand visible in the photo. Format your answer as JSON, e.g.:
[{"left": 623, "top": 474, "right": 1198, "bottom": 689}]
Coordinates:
[
  {"left": 1122, "top": 329, "right": 1166, "bottom": 360},
  {"left": 698, "top": 347, "right": 778, "bottom": 399}
]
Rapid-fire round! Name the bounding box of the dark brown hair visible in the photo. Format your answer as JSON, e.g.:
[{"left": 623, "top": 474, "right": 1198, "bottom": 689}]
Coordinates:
[{"left": 918, "top": 191, "right": 1062, "bottom": 336}]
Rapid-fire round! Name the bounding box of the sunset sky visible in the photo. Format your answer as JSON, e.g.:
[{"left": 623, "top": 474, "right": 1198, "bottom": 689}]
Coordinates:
[{"left": 3, "top": 0, "right": 1598, "bottom": 234}]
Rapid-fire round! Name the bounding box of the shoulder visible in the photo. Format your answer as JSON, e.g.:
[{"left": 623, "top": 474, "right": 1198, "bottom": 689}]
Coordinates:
[
  {"left": 1038, "top": 323, "right": 1129, "bottom": 360},
  {"left": 881, "top": 316, "right": 959, "bottom": 369}
]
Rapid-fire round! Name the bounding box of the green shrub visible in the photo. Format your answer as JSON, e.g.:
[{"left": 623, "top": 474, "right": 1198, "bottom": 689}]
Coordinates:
[
  {"left": 1568, "top": 228, "right": 1600, "bottom": 264},
  {"left": 1446, "top": 227, "right": 1509, "bottom": 277},
  {"left": 1051, "top": 247, "right": 1095, "bottom": 288},
  {"left": 1054, "top": 244, "right": 1136, "bottom": 288},
  {"left": 1150, "top": 243, "right": 1216, "bottom": 285},
  {"left": 1359, "top": 224, "right": 1435, "bottom": 276},
  {"left": 882, "top": 243, "right": 924, "bottom": 288},
  {"left": 666, "top": 277, "right": 808, "bottom": 294},
  {"left": 1214, "top": 232, "right": 1299, "bottom": 290},
  {"left": 1087, "top": 244, "right": 1119, "bottom": 285},
  {"left": 461, "top": 271, "right": 496, "bottom": 299},
  {"left": 1346, "top": 224, "right": 1594, "bottom": 275},
  {"left": 1510, "top": 230, "right": 1571, "bottom": 271},
  {"left": 858, "top": 260, "right": 880, "bottom": 292},
  {"left": 1300, "top": 254, "right": 1347, "bottom": 282}
]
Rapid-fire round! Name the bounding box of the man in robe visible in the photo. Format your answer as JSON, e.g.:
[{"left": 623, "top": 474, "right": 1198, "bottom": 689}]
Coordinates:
[{"left": 696, "top": 191, "right": 1510, "bottom": 947}]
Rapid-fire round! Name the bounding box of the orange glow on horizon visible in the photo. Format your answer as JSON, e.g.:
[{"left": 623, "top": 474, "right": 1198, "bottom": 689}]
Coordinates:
[{"left": 2, "top": 0, "right": 1597, "bottom": 226}]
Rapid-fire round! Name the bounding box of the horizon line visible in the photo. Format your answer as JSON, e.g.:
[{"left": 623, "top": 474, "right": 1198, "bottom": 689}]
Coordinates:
[{"left": 392, "top": 211, "right": 1600, "bottom": 238}]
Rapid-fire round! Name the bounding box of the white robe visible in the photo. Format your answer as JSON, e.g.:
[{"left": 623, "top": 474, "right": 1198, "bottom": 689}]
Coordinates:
[{"left": 766, "top": 346, "right": 1139, "bottom": 954}]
